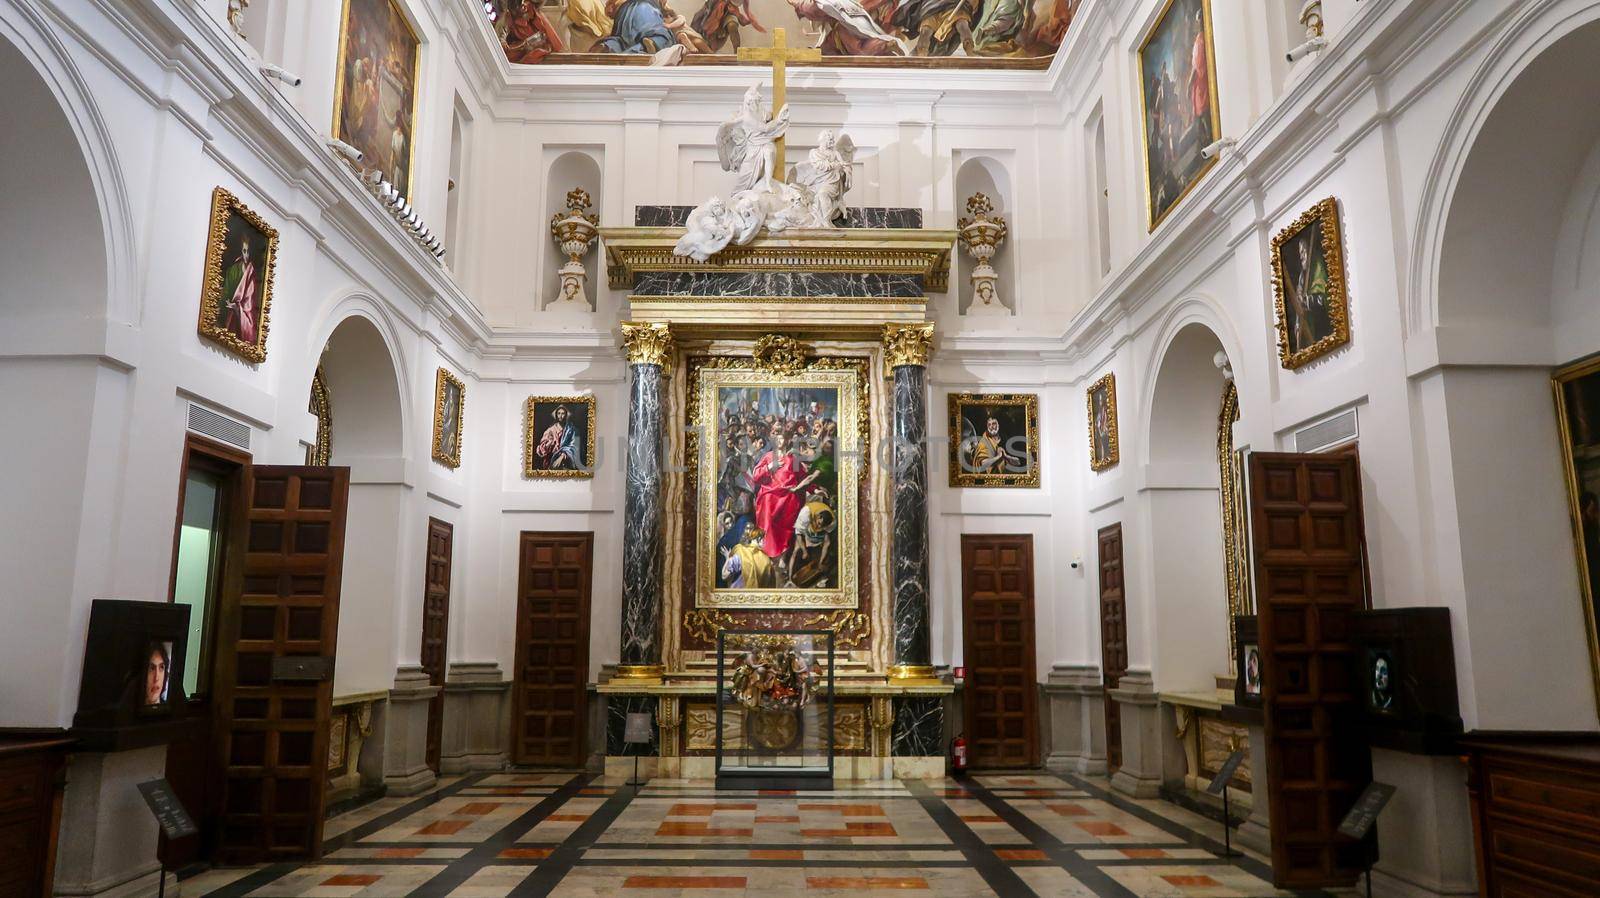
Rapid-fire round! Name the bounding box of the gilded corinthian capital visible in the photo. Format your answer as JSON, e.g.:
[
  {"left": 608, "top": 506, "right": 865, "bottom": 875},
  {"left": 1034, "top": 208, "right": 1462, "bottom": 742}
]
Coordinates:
[
  {"left": 621, "top": 321, "right": 675, "bottom": 366},
  {"left": 882, "top": 322, "right": 935, "bottom": 369}
]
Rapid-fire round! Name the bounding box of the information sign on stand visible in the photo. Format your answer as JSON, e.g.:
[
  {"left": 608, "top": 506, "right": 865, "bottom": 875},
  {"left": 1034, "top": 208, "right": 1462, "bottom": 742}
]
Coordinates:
[
  {"left": 623, "top": 711, "right": 653, "bottom": 787},
  {"left": 1338, "top": 782, "right": 1396, "bottom": 898},
  {"left": 1206, "top": 749, "right": 1247, "bottom": 858},
  {"left": 137, "top": 779, "right": 195, "bottom": 898}
]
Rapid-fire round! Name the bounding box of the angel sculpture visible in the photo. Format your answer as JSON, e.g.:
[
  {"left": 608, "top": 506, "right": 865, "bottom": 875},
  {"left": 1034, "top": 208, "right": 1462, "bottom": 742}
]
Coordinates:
[
  {"left": 672, "top": 196, "right": 737, "bottom": 261},
  {"left": 792, "top": 130, "right": 856, "bottom": 226},
  {"left": 717, "top": 86, "right": 791, "bottom": 192}
]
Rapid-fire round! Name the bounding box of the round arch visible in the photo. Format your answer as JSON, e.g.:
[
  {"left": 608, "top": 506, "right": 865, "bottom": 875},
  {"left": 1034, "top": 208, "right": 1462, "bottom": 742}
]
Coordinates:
[
  {"left": 1136, "top": 298, "right": 1244, "bottom": 468},
  {"left": 306, "top": 292, "right": 413, "bottom": 468}
]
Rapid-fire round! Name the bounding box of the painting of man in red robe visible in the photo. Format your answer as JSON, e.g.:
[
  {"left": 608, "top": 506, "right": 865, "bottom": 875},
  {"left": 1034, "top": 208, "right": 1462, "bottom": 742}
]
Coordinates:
[{"left": 501, "top": 0, "right": 566, "bottom": 63}]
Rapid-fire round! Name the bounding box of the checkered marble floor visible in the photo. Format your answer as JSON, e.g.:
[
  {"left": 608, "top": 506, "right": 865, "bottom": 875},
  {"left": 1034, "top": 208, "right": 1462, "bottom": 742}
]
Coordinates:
[{"left": 181, "top": 771, "right": 1352, "bottom": 898}]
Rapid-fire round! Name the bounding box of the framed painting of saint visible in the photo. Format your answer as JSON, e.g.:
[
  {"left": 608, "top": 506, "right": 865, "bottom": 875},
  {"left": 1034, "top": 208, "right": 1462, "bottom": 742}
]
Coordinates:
[
  {"left": 432, "top": 368, "right": 465, "bottom": 468},
  {"left": 1087, "top": 373, "right": 1119, "bottom": 471},
  {"left": 523, "top": 395, "right": 596, "bottom": 479},
  {"left": 197, "top": 187, "right": 277, "bottom": 363},
  {"left": 1552, "top": 355, "right": 1600, "bottom": 711},
  {"left": 1271, "top": 197, "right": 1351, "bottom": 369},
  {"left": 334, "top": 0, "right": 421, "bottom": 195},
  {"left": 692, "top": 358, "right": 864, "bottom": 609},
  {"left": 948, "top": 393, "right": 1040, "bottom": 488},
  {"left": 1138, "top": 0, "right": 1221, "bottom": 230}
]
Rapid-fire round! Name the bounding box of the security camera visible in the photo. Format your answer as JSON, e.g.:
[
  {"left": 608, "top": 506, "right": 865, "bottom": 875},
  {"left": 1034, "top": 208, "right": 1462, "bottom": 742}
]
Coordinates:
[
  {"left": 1201, "top": 138, "right": 1236, "bottom": 160},
  {"left": 327, "top": 138, "right": 364, "bottom": 164},
  {"left": 259, "top": 64, "right": 302, "bottom": 87},
  {"left": 1286, "top": 35, "right": 1327, "bottom": 63}
]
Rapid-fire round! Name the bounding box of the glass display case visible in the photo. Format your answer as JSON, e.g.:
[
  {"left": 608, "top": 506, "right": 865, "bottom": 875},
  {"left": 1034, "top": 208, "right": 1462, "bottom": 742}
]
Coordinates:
[{"left": 715, "top": 629, "right": 835, "bottom": 790}]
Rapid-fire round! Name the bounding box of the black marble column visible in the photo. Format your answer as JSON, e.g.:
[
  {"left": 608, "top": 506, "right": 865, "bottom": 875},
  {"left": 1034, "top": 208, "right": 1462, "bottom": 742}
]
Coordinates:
[
  {"left": 618, "top": 323, "right": 673, "bottom": 680},
  {"left": 884, "top": 324, "right": 935, "bottom": 682}
]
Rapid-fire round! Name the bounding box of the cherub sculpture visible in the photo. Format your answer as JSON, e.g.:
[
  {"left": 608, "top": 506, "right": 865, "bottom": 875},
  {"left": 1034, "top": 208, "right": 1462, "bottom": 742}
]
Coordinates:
[{"left": 717, "top": 86, "right": 791, "bottom": 192}]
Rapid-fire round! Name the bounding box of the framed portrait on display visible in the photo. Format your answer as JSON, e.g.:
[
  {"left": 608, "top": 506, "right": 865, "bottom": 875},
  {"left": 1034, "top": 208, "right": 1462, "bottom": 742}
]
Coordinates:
[
  {"left": 691, "top": 358, "right": 865, "bottom": 610},
  {"left": 948, "top": 393, "right": 1040, "bottom": 488},
  {"left": 1271, "top": 197, "right": 1352, "bottom": 369},
  {"left": 1087, "top": 373, "right": 1119, "bottom": 472},
  {"left": 432, "top": 368, "right": 465, "bottom": 468},
  {"left": 1138, "top": 0, "right": 1221, "bottom": 230},
  {"left": 196, "top": 187, "right": 277, "bottom": 363},
  {"left": 333, "top": 0, "right": 421, "bottom": 195},
  {"left": 524, "top": 396, "right": 596, "bottom": 479},
  {"left": 1553, "top": 355, "right": 1600, "bottom": 710}
]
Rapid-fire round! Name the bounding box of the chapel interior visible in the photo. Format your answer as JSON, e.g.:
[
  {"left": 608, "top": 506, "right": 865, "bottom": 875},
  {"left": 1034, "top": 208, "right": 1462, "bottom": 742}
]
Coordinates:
[{"left": 5, "top": 0, "right": 1600, "bottom": 896}]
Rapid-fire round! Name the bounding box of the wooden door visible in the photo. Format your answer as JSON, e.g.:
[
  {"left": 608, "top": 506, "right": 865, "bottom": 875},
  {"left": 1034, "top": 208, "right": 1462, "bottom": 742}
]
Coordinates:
[
  {"left": 420, "top": 518, "right": 453, "bottom": 773},
  {"left": 1097, "top": 523, "right": 1128, "bottom": 774},
  {"left": 1249, "top": 452, "right": 1371, "bottom": 889},
  {"left": 213, "top": 466, "right": 349, "bottom": 864},
  {"left": 960, "top": 535, "right": 1039, "bottom": 769},
  {"left": 511, "top": 532, "right": 592, "bottom": 767}
]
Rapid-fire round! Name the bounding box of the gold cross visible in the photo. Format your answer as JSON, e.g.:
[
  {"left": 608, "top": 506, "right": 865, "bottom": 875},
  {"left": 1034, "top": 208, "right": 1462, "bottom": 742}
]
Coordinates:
[{"left": 736, "top": 27, "right": 820, "bottom": 183}]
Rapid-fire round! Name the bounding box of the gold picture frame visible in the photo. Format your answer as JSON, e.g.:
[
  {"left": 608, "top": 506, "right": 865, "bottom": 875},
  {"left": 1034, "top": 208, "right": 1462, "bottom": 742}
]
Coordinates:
[
  {"left": 1552, "top": 354, "right": 1600, "bottom": 713},
  {"left": 690, "top": 357, "right": 865, "bottom": 609},
  {"left": 196, "top": 187, "right": 277, "bottom": 363},
  {"left": 1270, "top": 197, "right": 1352, "bottom": 369},
  {"left": 332, "top": 0, "right": 421, "bottom": 196},
  {"left": 307, "top": 365, "right": 332, "bottom": 466},
  {"left": 1087, "top": 373, "right": 1119, "bottom": 472},
  {"left": 947, "top": 393, "right": 1041, "bottom": 488},
  {"left": 1138, "top": 0, "right": 1222, "bottom": 231},
  {"left": 523, "top": 395, "right": 596, "bottom": 479},
  {"left": 431, "top": 368, "right": 465, "bottom": 468}
]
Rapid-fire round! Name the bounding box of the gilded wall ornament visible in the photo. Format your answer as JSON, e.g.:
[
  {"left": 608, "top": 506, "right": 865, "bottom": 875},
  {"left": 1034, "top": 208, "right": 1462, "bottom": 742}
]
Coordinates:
[
  {"left": 308, "top": 365, "right": 332, "bottom": 466},
  {"left": 752, "top": 334, "right": 812, "bottom": 376},
  {"left": 882, "top": 322, "right": 935, "bottom": 371},
  {"left": 621, "top": 321, "right": 675, "bottom": 366},
  {"left": 197, "top": 187, "right": 277, "bottom": 364},
  {"left": 1270, "top": 197, "right": 1352, "bottom": 369}
]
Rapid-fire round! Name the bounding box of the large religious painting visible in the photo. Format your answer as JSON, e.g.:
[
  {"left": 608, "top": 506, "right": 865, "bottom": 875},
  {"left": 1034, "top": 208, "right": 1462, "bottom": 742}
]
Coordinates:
[
  {"left": 334, "top": 0, "right": 421, "bottom": 194},
  {"left": 524, "top": 395, "right": 596, "bottom": 479},
  {"left": 484, "top": 0, "right": 1075, "bottom": 67},
  {"left": 948, "top": 393, "right": 1040, "bottom": 488},
  {"left": 197, "top": 187, "right": 277, "bottom": 364},
  {"left": 693, "top": 359, "right": 863, "bottom": 609},
  {"left": 1086, "top": 372, "right": 1118, "bottom": 471},
  {"left": 432, "top": 368, "right": 465, "bottom": 469},
  {"left": 1553, "top": 356, "right": 1600, "bottom": 710},
  {"left": 1138, "top": 0, "right": 1220, "bottom": 230},
  {"left": 1270, "top": 197, "right": 1351, "bottom": 369}
]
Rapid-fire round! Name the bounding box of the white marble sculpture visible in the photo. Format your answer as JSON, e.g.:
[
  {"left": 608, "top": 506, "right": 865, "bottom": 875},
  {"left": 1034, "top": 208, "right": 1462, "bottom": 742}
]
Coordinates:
[{"left": 673, "top": 88, "right": 857, "bottom": 262}]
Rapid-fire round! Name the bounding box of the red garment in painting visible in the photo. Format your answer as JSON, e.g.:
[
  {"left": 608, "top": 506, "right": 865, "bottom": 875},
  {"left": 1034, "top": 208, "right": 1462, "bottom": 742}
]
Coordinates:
[
  {"left": 790, "top": 0, "right": 900, "bottom": 56},
  {"left": 225, "top": 258, "right": 257, "bottom": 343},
  {"left": 504, "top": 3, "right": 566, "bottom": 63},
  {"left": 1189, "top": 28, "right": 1209, "bottom": 119},
  {"left": 751, "top": 450, "right": 807, "bottom": 558}
]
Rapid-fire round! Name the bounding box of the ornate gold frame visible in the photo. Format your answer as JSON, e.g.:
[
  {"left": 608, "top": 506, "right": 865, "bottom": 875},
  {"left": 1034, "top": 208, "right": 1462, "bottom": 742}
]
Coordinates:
[
  {"left": 689, "top": 355, "right": 866, "bottom": 609},
  {"left": 946, "top": 392, "right": 1041, "bottom": 488},
  {"left": 522, "top": 395, "right": 596, "bottom": 479},
  {"left": 1552, "top": 354, "right": 1600, "bottom": 714},
  {"left": 1217, "top": 381, "right": 1250, "bottom": 672},
  {"left": 332, "top": 0, "right": 421, "bottom": 196},
  {"left": 431, "top": 367, "right": 465, "bottom": 469},
  {"left": 1137, "top": 0, "right": 1222, "bottom": 231},
  {"left": 308, "top": 365, "right": 332, "bottom": 466},
  {"left": 196, "top": 187, "right": 277, "bottom": 363},
  {"left": 1270, "top": 197, "right": 1352, "bottom": 370},
  {"left": 1087, "top": 373, "right": 1120, "bottom": 472}
]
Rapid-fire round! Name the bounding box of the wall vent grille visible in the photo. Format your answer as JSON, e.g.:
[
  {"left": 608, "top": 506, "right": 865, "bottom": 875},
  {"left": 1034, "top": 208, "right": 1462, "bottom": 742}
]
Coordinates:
[
  {"left": 1294, "top": 409, "right": 1358, "bottom": 453},
  {"left": 187, "top": 403, "right": 251, "bottom": 451}
]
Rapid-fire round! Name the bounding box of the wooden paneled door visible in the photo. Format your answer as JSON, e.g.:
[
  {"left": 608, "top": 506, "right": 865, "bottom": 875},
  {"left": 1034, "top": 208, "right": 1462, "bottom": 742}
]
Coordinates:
[
  {"left": 420, "top": 518, "right": 453, "bottom": 773},
  {"left": 1097, "top": 523, "right": 1128, "bottom": 774},
  {"left": 960, "top": 535, "right": 1039, "bottom": 769},
  {"left": 512, "top": 532, "right": 593, "bottom": 767},
  {"left": 1248, "top": 452, "right": 1371, "bottom": 889},
  {"left": 213, "top": 465, "right": 350, "bottom": 864}
]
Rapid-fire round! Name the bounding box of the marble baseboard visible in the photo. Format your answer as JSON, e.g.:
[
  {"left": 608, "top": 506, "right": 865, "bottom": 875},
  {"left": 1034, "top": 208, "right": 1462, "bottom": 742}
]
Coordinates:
[
  {"left": 633, "top": 205, "right": 923, "bottom": 229},
  {"left": 632, "top": 270, "right": 924, "bottom": 299},
  {"left": 890, "top": 696, "right": 943, "bottom": 757}
]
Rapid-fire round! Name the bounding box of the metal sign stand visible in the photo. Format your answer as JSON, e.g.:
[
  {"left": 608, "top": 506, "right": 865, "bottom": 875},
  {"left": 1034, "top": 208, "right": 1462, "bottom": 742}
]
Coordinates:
[
  {"left": 1205, "top": 748, "right": 1247, "bottom": 859},
  {"left": 623, "top": 711, "right": 652, "bottom": 787}
]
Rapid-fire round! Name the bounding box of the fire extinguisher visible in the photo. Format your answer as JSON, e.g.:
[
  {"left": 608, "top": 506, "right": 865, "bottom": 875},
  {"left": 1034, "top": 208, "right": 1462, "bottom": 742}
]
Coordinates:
[{"left": 950, "top": 733, "right": 969, "bottom": 777}]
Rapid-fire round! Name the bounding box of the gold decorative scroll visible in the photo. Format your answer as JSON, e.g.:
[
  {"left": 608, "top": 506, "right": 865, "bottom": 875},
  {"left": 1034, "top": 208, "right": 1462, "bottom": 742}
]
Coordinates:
[
  {"left": 621, "top": 321, "right": 675, "bottom": 366},
  {"left": 882, "top": 322, "right": 935, "bottom": 370},
  {"left": 752, "top": 334, "right": 811, "bottom": 376}
]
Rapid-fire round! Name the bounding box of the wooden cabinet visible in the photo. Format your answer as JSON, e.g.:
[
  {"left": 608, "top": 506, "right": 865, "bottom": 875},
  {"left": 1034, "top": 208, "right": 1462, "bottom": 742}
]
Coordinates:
[
  {"left": 1462, "top": 734, "right": 1600, "bottom": 898},
  {"left": 0, "top": 735, "right": 71, "bottom": 898}
]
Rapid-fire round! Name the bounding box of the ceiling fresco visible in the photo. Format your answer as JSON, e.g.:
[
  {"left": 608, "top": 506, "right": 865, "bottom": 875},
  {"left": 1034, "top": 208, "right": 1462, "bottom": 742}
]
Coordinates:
[{"left": 486, "top": 0, "right": 1076, "bottom": 68}]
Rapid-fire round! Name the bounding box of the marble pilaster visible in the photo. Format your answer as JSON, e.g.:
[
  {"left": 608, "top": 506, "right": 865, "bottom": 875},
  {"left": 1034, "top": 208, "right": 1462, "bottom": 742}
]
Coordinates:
[
  {"left": 618, "top": 322, "right": 674, "bottom": 682},
  {"left": 884, "top": 323, "right": 936, "bottom": 683}
]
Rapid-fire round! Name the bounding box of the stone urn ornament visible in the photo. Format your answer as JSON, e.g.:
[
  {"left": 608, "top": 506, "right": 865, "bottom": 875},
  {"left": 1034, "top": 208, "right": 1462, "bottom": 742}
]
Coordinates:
[
  {"left": 548, "top": 188, "right": 600, "bottom": 310},
  {"left": 957, "top": 193, "right": 1009, "bottom": 317}
]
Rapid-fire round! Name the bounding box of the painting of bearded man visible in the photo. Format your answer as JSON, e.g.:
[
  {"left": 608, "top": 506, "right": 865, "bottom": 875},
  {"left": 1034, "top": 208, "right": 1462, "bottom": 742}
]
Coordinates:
[{"left": 197, "top": 187, "right": 277, "bottom": 363}]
